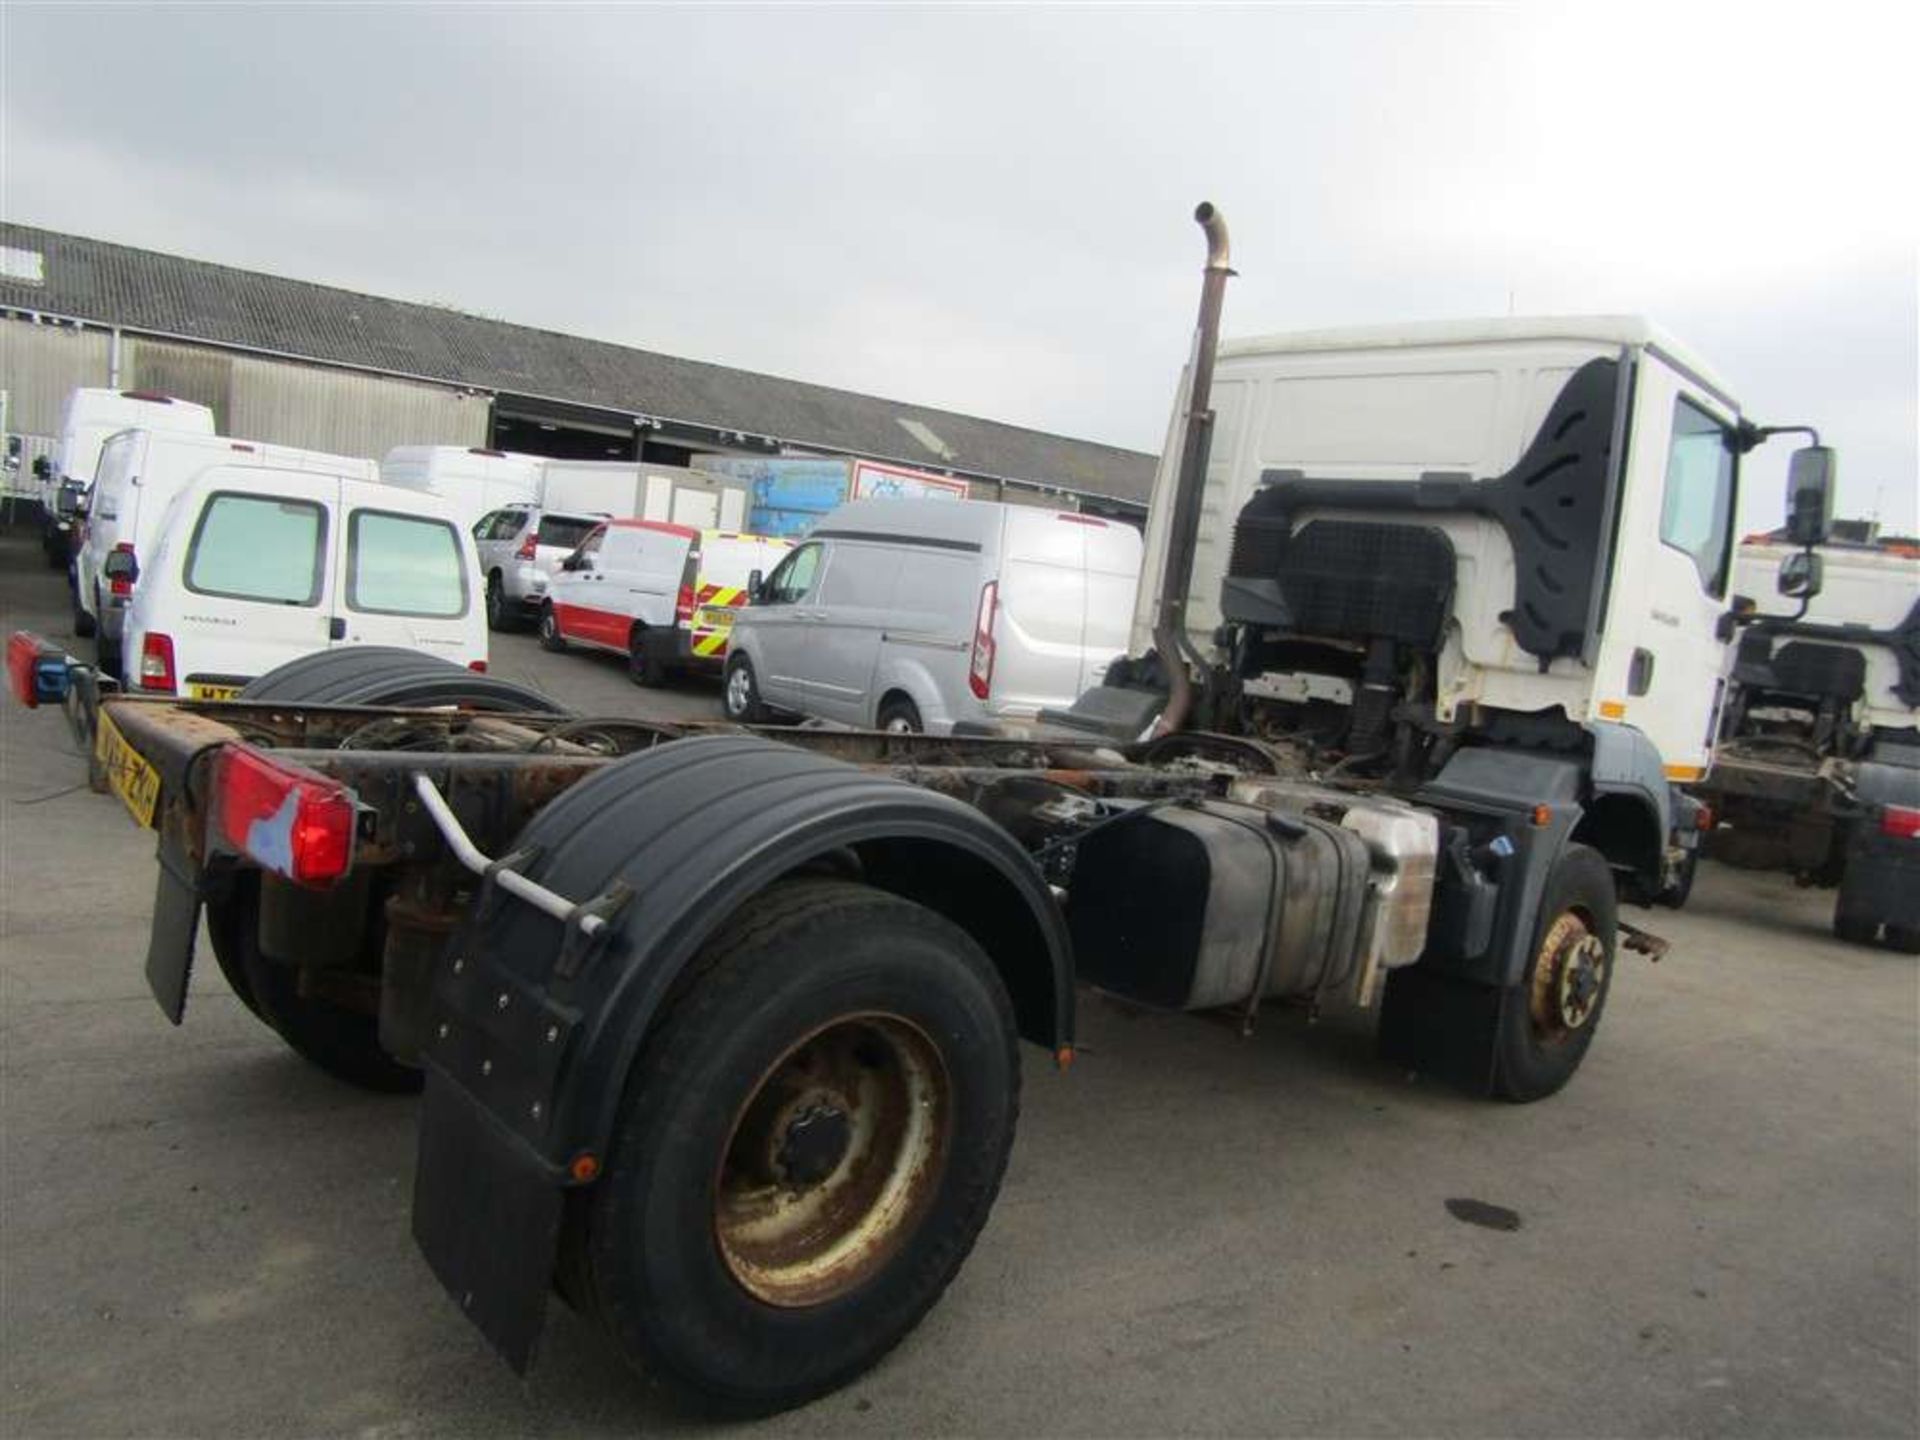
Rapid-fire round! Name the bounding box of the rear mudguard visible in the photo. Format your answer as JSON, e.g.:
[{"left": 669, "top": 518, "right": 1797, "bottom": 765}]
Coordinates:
[{"left": 411, "top": 733, "right": 1072, "bottom": 1369}]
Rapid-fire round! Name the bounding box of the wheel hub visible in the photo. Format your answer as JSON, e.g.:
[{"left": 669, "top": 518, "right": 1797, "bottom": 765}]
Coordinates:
[
  {"left": 1529, "top": 914, "right": 1607, "bottom": 1040},
  {"left": 713, "top": 1014, "right": 950, "bottom": 1308}
]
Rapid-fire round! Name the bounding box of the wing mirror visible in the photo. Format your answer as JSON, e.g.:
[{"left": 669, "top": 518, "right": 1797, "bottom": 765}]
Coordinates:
[
  {"left": 746, "top": 568, "right": 764, "bottom": 602},
  {"left": 1777, "top": 550, "right": 1824, "bottom": 600},
  {"left": 1784, "top": 445, "right": 1836, "bottom": 547},
  {"left": 560, "top": 553, "right": 585, "bottom": 572}
]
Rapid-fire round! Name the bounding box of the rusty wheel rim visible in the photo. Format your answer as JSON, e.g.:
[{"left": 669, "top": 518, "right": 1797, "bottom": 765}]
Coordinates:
[
  {"left": 1528, "top": 911, "right": 1606, "bottom": 1045},
  {"left": 713, "top": 1013, "right": 951, "bottom": 1308}
]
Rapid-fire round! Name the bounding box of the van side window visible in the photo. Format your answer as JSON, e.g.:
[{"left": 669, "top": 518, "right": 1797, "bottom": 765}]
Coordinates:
[
  {"left": 1659, "top": 396, "right": 1737, "bottom": 595},
  {"left": 348, "top": 510, "right": 470, "bottom": 617},
  {"left": 761, "top": 543, "right": 822, "bottom": 604},
  {"left": 186, "top": 493, "right": 327, "bottom": 606}
]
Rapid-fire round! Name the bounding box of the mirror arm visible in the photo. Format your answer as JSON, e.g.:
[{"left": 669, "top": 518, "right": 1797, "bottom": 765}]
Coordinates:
[{"left": 1733, "top": 420, "right": 1822, "bottom": 455}]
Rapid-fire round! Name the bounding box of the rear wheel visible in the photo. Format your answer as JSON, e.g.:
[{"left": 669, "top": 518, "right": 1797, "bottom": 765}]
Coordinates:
[
  {"left": 209, "top": 876, "right": 421, "bottom": 1094},
  {"left": 576, "top": 880, "right": 1019, "bottom": 1414},
  {"left": 722, "top": 652, "right": 766, "bottom": 722},
  {"left": 1494, "top": 843, "right": 1616, "bottom": 1102},
  {"left": 628, "top": 625, "right": 666, "bottom": 687},
  {"left": 240, "top": 645, "right": 564, "bottom": 712},
  {"left": 1833, "top": 910, "right": 1878, "bottom": 946},
  {"left": 485, "top": 573, "right": 512, "bottom": 632},
  {"left": 1886, "top": 925, "right": 1920, "bottom": 956},
  {"left": 93, "top": 586, "right": 121, "bottom": 679},
  {"left": 877, "top": 695, "right": 923, "bottom": 734},
  {"left": 539, "top": 603, "right": 568, "bottom": 653},
  {"left": 72, "top": 588, "right": 96, "bottom": 639}
]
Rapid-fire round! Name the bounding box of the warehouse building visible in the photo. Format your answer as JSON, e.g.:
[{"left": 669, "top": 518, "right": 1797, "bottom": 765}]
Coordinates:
[{"left": 0, "top": 224, "right": 1155, "bottom": 518}]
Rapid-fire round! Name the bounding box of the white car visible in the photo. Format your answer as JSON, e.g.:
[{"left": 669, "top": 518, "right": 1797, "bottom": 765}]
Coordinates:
[
  {"left": 122, "top": 464, "right": 486, "bottom": 696},
  {"left": 722, "top": 498, "right": 1143, "bottom": 733},
  {"left": 472, "top": 503, "right": 606, "bottom": 631}
]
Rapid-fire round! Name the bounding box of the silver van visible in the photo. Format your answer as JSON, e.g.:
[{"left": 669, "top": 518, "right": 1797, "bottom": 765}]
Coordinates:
[{"left": 722, "top": 498, "right": 1143, "bottom": 733}]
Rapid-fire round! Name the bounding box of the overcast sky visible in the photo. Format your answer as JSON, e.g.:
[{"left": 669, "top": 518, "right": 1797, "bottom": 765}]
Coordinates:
[{"left": 3, "top": 3, "right": 1914, "bottom": 530}]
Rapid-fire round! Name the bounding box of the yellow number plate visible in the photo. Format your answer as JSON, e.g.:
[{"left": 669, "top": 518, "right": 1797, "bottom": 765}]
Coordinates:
[
  {"left": 187, "top": 682, "right": 244, "bottom": 701},
  {"left": 95, "top": 708, "right": 161, "bottom": 829},
  {"left": 694, "top": 607, "right": 735, "bottom": 631}
]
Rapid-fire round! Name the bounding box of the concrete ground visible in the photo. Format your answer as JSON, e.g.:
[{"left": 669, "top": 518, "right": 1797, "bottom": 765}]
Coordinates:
[{"left": 2, "top": 530, "right": 1914, "bottom": 1438}]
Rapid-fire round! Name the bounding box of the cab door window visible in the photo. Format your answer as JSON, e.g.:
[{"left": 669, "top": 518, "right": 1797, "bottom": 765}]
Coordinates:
[
  {"left": 1658, "top": 397, "right": 1737, "bottom": 595},
  {"left": 761, "top": 543, "right": 823, "bottom": 604}
]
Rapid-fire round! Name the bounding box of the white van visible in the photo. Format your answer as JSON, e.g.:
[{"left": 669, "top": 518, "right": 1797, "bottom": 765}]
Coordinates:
[
  {"left": 77, "top": 429, "right": 377, "bottom": 670},
  {"left": 121, "top": 466, "right": 486, "bottom": 695},
  {"left": 49, "top": 388, "right": 215, "bottom": 510},
  {"left": 721, "top": 498, "right": 1143, "bottom": 732},
  {"left": 542, "top": 521, "right": 791, "bottom": 685},
  {"left": 382, "top": 446, "right": 544, "bottom": 531},
  {"left": 42, "top": 389, "right": 215, "bottom": 566}
]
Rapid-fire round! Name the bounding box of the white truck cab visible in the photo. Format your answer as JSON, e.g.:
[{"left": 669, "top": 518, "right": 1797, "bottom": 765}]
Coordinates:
[{"left": 1132, "top": 317, "right": 1746, "bottom": 784}]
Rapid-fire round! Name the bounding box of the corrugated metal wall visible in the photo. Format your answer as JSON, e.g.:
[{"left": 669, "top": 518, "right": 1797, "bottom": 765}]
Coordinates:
[
  {"left": 120, "top": 340, "right": 487, "bottom": 458},
  {"left": 0, "top": 320, "right": 111, "bottom": 436},
  {"left": 227, "top": 355, "right": 486, "bottom": 457}
]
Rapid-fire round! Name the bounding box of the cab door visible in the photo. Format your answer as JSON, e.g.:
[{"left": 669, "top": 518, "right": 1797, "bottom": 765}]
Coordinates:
[
  {"left": 547, "top": 524, "right": 609, "bottom": 646},
  {"left": 747, "top": 541, "right": 827, "bottom": 710},
  {"left": 1604, "top": 362, "right": 1741, "bottom": 779}
]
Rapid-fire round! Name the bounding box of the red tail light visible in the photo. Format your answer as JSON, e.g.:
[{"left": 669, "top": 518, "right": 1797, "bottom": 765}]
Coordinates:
[
  {"left": 676, "top": 583, "right": 696, "bottom": 628},
  {"left": 467, "top": 659, "right": 488, "bottom": 673},
  {"left": 1882, "top": 805, "right": 1920, "bottom": 841},
  {"left": 968, "top": 581, "right": 998, "bottom": 699},
  {"left": 516, "top": 531, "right": 538, "bottom": 561},
  {"left": 138, "top": 633, "right": 177, "bottom": 694},
  {"left": 209, "top": 746, "right": 355, "bottom": 887},
  {"left": 109, "top": 542, "right": 138, "bottom": 597}
]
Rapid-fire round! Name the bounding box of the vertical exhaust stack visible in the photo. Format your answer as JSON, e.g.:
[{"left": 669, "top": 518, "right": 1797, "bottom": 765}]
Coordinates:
[{"left": 1153, "top": 203, "right": 1235, "bottom": 737}]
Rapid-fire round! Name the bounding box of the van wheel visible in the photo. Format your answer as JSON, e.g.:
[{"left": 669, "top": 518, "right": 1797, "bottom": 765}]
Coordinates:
[
  {"left": 72, "top": 591, "right": 96, "bottom": 640},
  {"left": 723, "top": 653, "right": 766, "bottom": 722},
  {"left": 485, "top": 573, "right": 512, "bottom": 632},
  {"left": 539, "top": 603, "right": 568, "bottom": 653},
  {"left": 628, "top": 626, "right": 666, "bottom": 687},
  {"left": 575, "top": 879, "right": 1019, "bottom": 1414},
  {"left": 93, "top": 589, "right": 121, "bottom": 679},
  {"left": 1886, "top": 925, "right": 1920, "bottom": 956},
  {"left": 1493, "top": 843, "right": 1616, "bottom": 1102},
  {"left": 877, "top": 695, "right": 923, "bottom": 734},
  {"left": 1833, "top": 909, "right": 1878, "bottom": 946}
]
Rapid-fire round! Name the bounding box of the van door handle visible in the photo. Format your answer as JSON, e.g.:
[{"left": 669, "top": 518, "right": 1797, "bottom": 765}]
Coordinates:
[{"left": 328, "top": 617, "right": 347, "bottom": 641}]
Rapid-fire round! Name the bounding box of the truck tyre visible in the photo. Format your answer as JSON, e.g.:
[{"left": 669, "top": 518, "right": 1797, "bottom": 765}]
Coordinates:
[
  {"left": 1832, "top": 910, "right": 1878, "bottom": 946},
  {"left": 485, "top": 573, "right": 512, "bottom": 632},
  {"left": 203, "top": 881, "right": 264, "bottom": 1018},
  {"left": 877, "top": 695, "right": 923, "bottom": 734},
  {"left": 1886, "top": 925, "right": 1920, "bottom": 956},
  {"left": 576, "top": 879, "right": 1019, "bottom": 1415},
  {"left": 539, "top": 603, "right": 568, "bottom": 653},
  {"left": 1494, "top": 843, "right": 1616, "bottom": 1102},
  {"left": 239, "top": 645, "right": 566, "bottom": 713},
  {"left": 722, "top": 652, "right": 766, "bottom": 722},
  {"left": 627, "top": 625, "right": 665, "bottom": 687},
  {"left": 210, "top": 876, "right": 422, "bottom": 1094}
]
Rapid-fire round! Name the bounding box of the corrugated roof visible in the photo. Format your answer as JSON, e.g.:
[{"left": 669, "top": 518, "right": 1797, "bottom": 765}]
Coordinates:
[{"left": 0, "top": 223, "right": 1156, "bottom": 505}]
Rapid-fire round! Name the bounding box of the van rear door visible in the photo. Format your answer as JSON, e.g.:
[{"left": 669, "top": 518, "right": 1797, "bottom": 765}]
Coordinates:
[
  {"left": 336, "top": 498, "right": 482, "bottom": 664},
  {"left": 1072, "top": 516, "right": 1144, "bottom": 694},
  {"left": 993, "top": 511, "right": 1104, "bottom": 715},
  {"left": 170, "top": 468, "right": 342, "bottom": 693}
]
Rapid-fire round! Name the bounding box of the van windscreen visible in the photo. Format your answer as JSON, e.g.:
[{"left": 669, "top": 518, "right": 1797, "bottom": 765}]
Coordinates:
[
  {"left": 186, "top": 494, "right": 326, "bottom": 605},
  {"left": 537, "top": 515, "right": 599, "bottom": 551},
  {"left": 348, "top": 510, "right": 469, "bottom": 617}
]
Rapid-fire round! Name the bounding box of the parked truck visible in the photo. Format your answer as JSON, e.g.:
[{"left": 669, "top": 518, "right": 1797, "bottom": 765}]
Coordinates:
[
  {"left": 1695, "top": 530, "right": 1920, "bottom": 950},
  {"left": 6, "top": 205, "right": 1841, "bottom": 1415}
]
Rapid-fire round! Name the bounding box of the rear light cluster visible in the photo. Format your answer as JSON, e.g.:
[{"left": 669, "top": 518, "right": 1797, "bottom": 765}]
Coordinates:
[
  {"left": 138, "top": 633, "right": 177, "bottom": 694},
  {"left": 968, "top": 581, "right": 998, "bottom": 699},
  {"left": 1882, "top": 805, "right": 1920, "bottom": 841},
  {"left": 209, "top": 745, "right": 356, "bottom": 887},
  {"left": 6, "top": 632, "right": 71, "bottom": 709},
  {"left": 676, "top": 584, "right": 697, "bottom": 628},
  {"left": 108, "top": 543, "right": 138, "bottom": 597},
  {"left": 516, "top": 530, "right": 538, "bottom": 561}
]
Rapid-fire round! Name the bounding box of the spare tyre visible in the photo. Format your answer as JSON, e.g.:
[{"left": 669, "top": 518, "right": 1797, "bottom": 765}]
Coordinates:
[{"left": 238, "top": 645, "right": 569, "bottom": 713}]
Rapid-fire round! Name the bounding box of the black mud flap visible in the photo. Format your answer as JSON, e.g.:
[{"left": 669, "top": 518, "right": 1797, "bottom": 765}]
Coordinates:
[
  {"left": 412, "top": 1071, "right": 564, "bottom": 1374},
  {"left": 1378, "top": 964, "right": 1504, "bottom": 1096},
  {"left": 144, "top": 837, "right": 202, "bottom": 1025}
]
